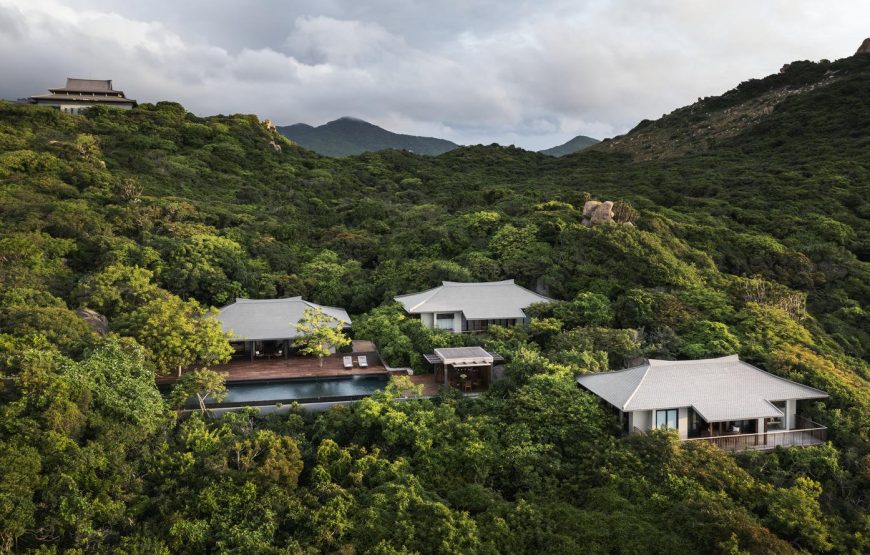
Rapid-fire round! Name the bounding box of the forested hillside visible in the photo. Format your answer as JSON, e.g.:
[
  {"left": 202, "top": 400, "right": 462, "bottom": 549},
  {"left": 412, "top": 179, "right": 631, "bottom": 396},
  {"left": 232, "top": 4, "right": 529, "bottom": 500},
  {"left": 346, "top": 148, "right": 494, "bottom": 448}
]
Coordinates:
[{"left": 0, "top": 52, "right": 867, "bottom": 553}]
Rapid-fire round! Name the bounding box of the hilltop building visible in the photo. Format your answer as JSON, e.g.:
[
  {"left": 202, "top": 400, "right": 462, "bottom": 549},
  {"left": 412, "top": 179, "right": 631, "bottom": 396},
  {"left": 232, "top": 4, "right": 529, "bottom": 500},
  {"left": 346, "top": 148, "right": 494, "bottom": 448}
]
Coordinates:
[
  {"left": 30, "top": 78, "right": 136, "bottom": 113},
  {"left": 395, "top": 279, "right": 551, "bottom": 333}
]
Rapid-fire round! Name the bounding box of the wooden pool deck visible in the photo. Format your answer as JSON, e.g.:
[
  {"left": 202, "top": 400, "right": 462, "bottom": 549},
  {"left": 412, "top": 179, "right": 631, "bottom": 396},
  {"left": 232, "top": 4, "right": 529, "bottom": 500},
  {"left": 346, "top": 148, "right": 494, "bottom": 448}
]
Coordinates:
[{"left": 157, "top": 351, "right": 387, "bottom": 385}]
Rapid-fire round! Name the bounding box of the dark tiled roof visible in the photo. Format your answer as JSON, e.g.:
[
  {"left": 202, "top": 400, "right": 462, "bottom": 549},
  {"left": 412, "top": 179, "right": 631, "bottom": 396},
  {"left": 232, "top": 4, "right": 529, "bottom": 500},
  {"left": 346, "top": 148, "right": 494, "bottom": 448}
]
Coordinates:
[{"left": 60, "top": 78, "right": 113, "bottom": 91}]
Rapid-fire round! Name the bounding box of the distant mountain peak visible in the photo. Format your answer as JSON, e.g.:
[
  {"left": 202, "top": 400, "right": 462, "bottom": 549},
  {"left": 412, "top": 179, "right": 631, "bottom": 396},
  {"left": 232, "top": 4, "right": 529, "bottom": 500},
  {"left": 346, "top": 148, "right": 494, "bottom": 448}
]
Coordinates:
[
  {"left": 538, "top": 135, "right": 600, "bottom": 157},
  {"left": 856, "top": 38, "right": 870, "bottom": 55},
  {"left": 277, "top": 117, "right": 459, "bottom": 157},
  {"left": 331, "top": 116, "right": 368, "bottom": 123}
]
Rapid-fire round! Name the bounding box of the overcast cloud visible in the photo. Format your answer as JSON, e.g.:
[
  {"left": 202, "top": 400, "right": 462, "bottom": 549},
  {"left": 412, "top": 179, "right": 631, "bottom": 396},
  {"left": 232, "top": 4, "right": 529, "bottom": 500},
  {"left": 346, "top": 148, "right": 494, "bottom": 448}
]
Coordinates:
[{"left": 1, "top": 0, "right": 867, "bottom": 150}]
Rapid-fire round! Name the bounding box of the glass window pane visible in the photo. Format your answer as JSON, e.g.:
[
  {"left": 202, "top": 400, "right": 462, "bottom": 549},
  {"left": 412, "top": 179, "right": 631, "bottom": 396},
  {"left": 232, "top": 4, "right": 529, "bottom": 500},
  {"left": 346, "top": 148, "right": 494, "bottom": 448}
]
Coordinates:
[
  {"left": 656, "top": 410, "right": 667, "bottom": 428},
  {"left": 667, "top": 410, "right": 678, "bottom": 429}
]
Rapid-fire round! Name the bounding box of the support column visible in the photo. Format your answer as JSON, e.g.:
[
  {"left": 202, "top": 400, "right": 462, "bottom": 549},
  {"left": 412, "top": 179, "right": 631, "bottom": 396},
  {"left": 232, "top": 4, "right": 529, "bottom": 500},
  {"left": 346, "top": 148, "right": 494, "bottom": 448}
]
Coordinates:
[
  {"left": 249, "top": 341, "right": 254, "bottom": 362},
  {"left": 786, "top": 399, "right": 796, "bottom": 430}
]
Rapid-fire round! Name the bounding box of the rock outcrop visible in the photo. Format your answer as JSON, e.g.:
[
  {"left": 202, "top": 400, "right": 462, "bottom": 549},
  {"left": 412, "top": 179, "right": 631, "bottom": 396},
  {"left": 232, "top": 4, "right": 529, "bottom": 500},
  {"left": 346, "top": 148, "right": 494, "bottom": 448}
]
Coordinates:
[
  {"left": 856, "top": 38, "right": 870, "bottom": 55},
  {"left": 582, "top": 200, "right": 614, "bottom": 226},
  {"left": 262, "top": 119, "right": 277, "bottom": 132},
  {"left": 76, "top": 308, "right": 109, "bottom": 335}
]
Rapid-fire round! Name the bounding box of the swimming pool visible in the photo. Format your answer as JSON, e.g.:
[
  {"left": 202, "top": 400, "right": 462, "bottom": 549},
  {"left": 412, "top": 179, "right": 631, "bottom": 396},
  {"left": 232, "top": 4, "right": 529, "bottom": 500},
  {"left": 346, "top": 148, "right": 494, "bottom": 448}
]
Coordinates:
[{"left": 174, "top": 374, "right": 391, "bottom": 407}]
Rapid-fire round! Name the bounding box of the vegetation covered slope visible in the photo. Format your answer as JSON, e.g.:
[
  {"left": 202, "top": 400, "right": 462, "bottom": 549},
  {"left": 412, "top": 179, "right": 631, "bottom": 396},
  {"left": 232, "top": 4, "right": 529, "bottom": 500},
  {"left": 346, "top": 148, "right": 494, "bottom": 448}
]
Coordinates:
[
  {"left": 538, "top": 134, "right": 599, "bottom": 156},
  {"left": 277, "top": 116, "right": 459, "bottom": 156},
  {"left": 0, "top": 52, "right": 867, "bottom": 553}
]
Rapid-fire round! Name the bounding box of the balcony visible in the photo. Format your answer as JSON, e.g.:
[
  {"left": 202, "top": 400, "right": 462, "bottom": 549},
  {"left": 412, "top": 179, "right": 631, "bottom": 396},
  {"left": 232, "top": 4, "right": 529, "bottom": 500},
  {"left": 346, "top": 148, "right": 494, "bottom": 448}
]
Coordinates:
[{"left": 681, "top": 416, "right": 827, "bottom": 452}]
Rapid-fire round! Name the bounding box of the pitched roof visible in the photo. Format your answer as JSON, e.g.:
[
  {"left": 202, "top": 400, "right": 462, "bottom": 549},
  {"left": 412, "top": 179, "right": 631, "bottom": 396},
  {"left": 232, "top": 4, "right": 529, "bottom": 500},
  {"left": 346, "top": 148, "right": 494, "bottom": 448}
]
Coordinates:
[
  {"left": 34, "top": 78, "right": 136, "bottom": 105},
  {"left": 56, "top": 78, "right": 114, "bottom": 92},
  {"left": 394, "top": 279, "right": 551, "bottom": 320},
  {"left": 214, "top": 297, "right": 351, "bottom": 341},
  {"left": 576, "top": 355, "right": 828, "bottom": 422}
]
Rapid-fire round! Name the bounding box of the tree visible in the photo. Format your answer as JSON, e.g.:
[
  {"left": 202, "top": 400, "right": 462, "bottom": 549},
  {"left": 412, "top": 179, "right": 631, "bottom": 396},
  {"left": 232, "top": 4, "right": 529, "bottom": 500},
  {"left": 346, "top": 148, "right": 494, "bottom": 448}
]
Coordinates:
[
  {"left": 678, "top": 320, "right": 742, "bottom": 359},
  {"left": 169, "top": 368, "right": 229, "bottom": 412},
  {"left": 292, "top": 307, "right": 350, "bottom": 367},
  {"left": 385, "top": 374, "right": 424, "bottom": 399},
  {"left": 352, "top": 304, "right": 420, "bottom": 369},
  {"left": 115, "top": 293, "right": 232, "bottom": 376}
]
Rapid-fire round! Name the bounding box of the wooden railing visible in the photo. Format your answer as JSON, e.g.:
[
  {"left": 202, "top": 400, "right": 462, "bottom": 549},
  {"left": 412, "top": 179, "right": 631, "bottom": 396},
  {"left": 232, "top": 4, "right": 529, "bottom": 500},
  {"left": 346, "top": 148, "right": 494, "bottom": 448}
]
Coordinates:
[{"left": 682, "top": 418, "right": 827, "bottom": 452}]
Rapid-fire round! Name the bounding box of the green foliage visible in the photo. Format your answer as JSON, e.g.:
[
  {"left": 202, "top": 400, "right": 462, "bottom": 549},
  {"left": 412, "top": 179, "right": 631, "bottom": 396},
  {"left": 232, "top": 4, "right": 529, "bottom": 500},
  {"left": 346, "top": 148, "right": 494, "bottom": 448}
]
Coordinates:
[
  {"left": 169, "top": 368, "right": 229, "bottom": 412},
  {"left": 679, "top": 320, "right": 742, "bottom": 358},
  {"left": 292, "top": 306, "right": 351, "bottom": 367},
  {"left": 115, "top": 294, "right": 232, "bottom": 375}
]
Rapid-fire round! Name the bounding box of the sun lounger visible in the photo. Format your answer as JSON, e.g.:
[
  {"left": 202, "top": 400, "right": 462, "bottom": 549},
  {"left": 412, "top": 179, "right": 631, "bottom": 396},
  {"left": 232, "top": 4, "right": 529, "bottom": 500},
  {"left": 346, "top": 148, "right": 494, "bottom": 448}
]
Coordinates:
[
  {"left": 343, "top": 356, "right": 353, "bottom": 369},
  {"left": 358, "top": 355, "right": 368, "bottom": 368}
]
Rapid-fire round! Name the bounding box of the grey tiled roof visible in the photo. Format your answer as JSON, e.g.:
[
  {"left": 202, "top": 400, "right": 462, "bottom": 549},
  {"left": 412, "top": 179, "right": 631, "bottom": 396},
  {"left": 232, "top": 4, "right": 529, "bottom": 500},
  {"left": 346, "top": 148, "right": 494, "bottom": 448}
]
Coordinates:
[
  {"left": 394, "top": 279, "right": 551, "bottom": 320},
  {"left": 214, "top": 297, "right": 350, "bottom": 341},
  {"left": 576, "top": 355, "right": 828, "bottom": 422}
]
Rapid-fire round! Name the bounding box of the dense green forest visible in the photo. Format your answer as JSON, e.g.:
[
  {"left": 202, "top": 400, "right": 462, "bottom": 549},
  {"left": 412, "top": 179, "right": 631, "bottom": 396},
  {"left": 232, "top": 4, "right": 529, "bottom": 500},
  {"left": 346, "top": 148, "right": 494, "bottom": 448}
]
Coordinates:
[{"left": 0, "top": 52, "right": 868, "bottom": 554}]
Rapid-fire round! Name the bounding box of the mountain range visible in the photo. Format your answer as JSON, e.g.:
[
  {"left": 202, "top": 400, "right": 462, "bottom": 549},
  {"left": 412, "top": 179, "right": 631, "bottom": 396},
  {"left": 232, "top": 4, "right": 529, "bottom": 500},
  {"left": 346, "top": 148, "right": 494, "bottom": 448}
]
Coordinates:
[
  {"left": 277, "top": 117, "right": 459, "bottom": 157},
  {"left": 278, "top": 117, "right": 598, "bottom": 157}
]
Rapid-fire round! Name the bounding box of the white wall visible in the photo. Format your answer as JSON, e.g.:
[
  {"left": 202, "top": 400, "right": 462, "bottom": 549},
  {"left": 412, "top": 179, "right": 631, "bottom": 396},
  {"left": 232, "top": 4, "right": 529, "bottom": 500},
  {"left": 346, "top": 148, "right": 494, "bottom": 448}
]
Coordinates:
[
  {"left": 630, "top": 408, "right": 687, "bottom": 439},
  {"left": 422, "top": 311, "right": 463, "bottom": 332},
  {"left": 786, "top": 398, "right": 796, "bottom": 430},
  {"left": 629, "top": 410, "right": 652, "bottom": 432},
  {"left": 421, "top": 313, "right": 434, "bottom": 328},
  {"left": 678, "top": 407, "right": 688, "bottom": 440},
  {"left": 37, "top": 100, "right": 133, "bottom": 113}
]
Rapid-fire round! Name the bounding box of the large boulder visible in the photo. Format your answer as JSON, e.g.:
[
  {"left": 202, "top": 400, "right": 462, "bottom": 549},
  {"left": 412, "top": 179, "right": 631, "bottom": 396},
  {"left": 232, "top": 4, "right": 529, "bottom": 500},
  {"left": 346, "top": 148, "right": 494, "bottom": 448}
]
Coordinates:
[
  {"left": 591, "top": 201, "right": 614, "bottom": 225},
  {"left": 582, "top": 200, "right": 602, "bottom": 218},
  {"left": 76, "top": 308, "right": 109, "bottom": 336}
]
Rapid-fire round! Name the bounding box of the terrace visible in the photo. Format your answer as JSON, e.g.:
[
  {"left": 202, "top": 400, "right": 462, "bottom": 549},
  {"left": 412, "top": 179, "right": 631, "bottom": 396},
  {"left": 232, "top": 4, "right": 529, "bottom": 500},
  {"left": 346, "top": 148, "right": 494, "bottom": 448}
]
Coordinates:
[
  {"left": 681, "top": 416, "right": 827, "bottom": 452},
  {"left": 157, "top": 350, "right": 386, "bottom": 385}
]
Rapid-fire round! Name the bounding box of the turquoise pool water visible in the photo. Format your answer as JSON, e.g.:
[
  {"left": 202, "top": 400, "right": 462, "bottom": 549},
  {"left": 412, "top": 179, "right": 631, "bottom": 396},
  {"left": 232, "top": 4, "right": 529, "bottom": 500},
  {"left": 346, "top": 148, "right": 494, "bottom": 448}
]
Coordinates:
[{"left": 188, "top": 374, "right": 390, "bottom": 407}]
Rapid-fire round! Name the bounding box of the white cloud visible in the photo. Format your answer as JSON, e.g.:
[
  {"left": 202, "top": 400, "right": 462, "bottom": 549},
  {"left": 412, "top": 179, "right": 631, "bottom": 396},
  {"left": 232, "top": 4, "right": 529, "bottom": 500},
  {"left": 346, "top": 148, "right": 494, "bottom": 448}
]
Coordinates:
[{"left": 1, "top": 0, "right": 868, "bottom": 150}]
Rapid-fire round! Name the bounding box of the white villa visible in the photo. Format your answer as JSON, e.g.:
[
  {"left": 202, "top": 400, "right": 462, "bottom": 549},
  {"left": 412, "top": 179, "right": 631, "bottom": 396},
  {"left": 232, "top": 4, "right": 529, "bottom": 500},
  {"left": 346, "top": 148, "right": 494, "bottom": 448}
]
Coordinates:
[
  {"left": 215, "top": 297, "right": 350, "bottom": 361},
  {"left": 30, "top": 78, "right": 137, "bottom": 114},
  {"left": 394, "top": 279, "right": 551, "bottom": 333},
  {"left": 576, "top": 355, "right": 829, "bottom": 451}
]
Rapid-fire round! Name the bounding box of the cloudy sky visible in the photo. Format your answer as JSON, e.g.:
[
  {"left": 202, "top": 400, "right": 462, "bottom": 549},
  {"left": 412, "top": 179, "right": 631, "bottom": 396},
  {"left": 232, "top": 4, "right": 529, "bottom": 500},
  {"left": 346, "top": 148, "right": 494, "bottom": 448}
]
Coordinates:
[{"left": 1, "top": 1, "right": 867, "bottom": 150}]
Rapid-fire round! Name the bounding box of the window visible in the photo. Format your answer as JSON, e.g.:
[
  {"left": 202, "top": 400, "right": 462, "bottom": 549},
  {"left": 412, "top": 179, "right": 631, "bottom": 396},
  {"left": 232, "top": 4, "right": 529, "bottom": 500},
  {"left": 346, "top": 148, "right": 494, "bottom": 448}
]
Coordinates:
[
  {"left": 656, "top": 409, "right": 678, "bottom": 430},
  {"left": 436, "top": 313, "right": 454, "bottom": 330}
]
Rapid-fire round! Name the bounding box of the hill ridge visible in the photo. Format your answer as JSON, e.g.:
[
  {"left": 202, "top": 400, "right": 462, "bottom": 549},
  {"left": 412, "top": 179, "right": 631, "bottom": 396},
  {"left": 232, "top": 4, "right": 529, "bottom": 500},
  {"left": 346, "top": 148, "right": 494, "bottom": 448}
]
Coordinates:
[{"left": 277, "top": 117, "right": 459, "bottom": 157}]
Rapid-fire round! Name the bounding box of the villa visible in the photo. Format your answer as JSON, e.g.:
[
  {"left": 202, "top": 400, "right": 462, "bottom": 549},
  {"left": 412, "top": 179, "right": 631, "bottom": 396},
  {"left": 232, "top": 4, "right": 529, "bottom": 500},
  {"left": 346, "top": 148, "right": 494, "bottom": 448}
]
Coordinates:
[
  {"left": 576, "top": 355, "right": 828, "bottom": 451},
  {"left": 215, "top": 297, "right": 351, "bottom": 361},
  {"left": 30, "top": 78, "right": 137, "bottom": 114},
  {"left": 395, "top": 279, "right": 551, "bottom": 333}
]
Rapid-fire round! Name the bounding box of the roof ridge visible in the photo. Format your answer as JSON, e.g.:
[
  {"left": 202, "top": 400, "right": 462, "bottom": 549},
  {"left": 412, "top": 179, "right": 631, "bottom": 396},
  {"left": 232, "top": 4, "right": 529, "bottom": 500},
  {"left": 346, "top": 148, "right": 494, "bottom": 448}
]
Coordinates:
[
  {"left": 228, "top": 296, "right": 304, "bottom": 306},
  {"left": 405, "top": 286, "right": 445, "bottom": 312},
  {"left": 621, "top": 364, "right": 652, "bottom": 411},
  {"left": 741, "top": 360, "right": 830, "bottom": 398},
  {"left": 442, "top": 279, "right": 515, "bottom": 286},
  {"left": 647, "top": 354, "right": 739, "bottom": 366}
]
